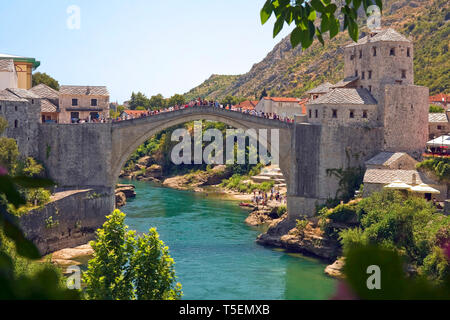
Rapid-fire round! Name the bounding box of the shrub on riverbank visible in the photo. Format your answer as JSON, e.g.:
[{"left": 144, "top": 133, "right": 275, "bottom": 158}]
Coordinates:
[
  {"left": 83, "top": 210, "right": 182, "bottom": 300},
  {"left": 220, "top": 173, "right": 274, "bottom": 194}
]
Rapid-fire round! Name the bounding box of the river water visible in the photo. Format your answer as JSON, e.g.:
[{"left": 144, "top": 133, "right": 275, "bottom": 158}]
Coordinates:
[{"left": 121, "top": 179, "right": 336, "bottom": 300}]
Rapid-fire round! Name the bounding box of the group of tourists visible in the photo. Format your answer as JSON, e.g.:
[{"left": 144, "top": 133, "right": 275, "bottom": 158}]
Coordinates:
[
  {"left": 252, "top": 187, "right": 286, "bottom": 206},
  {"left": 111, "top": 97, "right": 296, "bottom": 123}
]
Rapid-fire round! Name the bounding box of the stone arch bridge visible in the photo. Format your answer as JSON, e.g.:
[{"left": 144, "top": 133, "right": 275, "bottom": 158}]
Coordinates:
[{"left": 37, "top": 106, "right": 379, "bottom": 220}]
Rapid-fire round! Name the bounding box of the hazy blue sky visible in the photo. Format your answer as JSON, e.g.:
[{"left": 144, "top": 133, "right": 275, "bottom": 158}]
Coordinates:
[{"left": 0, "top": 0, "right": 293, "bottom": 103}]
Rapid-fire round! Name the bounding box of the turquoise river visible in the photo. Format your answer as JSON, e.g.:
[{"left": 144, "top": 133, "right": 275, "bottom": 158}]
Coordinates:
[{"left": 121, "top": 179, "right": 337, "bottom": 300}]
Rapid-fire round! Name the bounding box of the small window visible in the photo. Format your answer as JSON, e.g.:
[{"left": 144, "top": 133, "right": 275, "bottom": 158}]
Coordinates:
[
  {"left": 359, "top": 50, "right": 362, "bottom": 59},
  {"left": 72, "top": 99, "right": 78, "bottom": 106},
  {"left": 407, "top": 48, "right": 410, "bottom": 57},
  {"left": 31, "top": 99, "right": 34, "bottom": 104},
  {"left": 373, "top": 47, "right": 377, "bottom": 56},
  {"left": 437, "top": 125, "right": 443, "bottom": 130},
  {"left": 401, "top": 70, "right": 407, "bottom": 79},
  {"left": 390, "top": 48, "right": 396, "bottom": 56},
  {"left": 350, "top": 54, "right": 355, "bottom": 60},
  {"left": 369, "top": 85, "right": 372, "bottom": 92},
  {"left": 91, "top": 99, "right": 98, "bottom": 107},
  {"left": 350, "top": 110, "right": 355, "bottom": 118},
  {"left": 362, "top": 71, "right": 365, "bottom": 80},
  {"left": 368, "top": 70, "right": 372, "bottom": 79},
  {"left": 315, "top": 109, "right": 318, "bottom": 118},
  {"left": 15, "top": 106, "right": 18, "bottom": 112},
  {"left": 363, "top": 110, "right": 368, "bottom": 118},
  {"left": 14, "top": 120, "right": 18, "bottom": 128},
  {"left": 355, "top": 70, "right": 358, "bottom": 77},
  {"left": 308, "top": 109, "right": 312, "bottom": 118},
  {"left": 0, "top": 105, "right": 2, "bottom": 111},
  {"left": 332, "top": 109, "right": 337, "bottom": 118}
]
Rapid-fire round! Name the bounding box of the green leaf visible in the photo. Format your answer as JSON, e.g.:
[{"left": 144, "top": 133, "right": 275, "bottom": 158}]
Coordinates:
[
  {"left": 260, "top": 0, "right": 273, "bottom": 25},
  {"left": 290, "top": 26, "right": 303, "bottom": 48},
  {"left": 310, "top": 0, "right": 326, "bottom": 13},
  {"left": 320, "top": 13, "right": 330, "bottom": 33},
  {"left": 348, "top": 19, "right": 359, "bottom": 42},
  {"left": 329, "top": 17, "right": 339, "bottom": 39},
  {"left": 273, "top": 16, "right": 285, "bottom": 38},
  {"left": 316, "top": 28, "right": 325, "bottom": 46},
  {"left": 324, "top": 3, "right": 337, "bottom": 14},
  {"left": 2, "top": 213, "right": 41, "bottom": 259},
  {"left": 375, "top": 0, "right": 383, "bottom": 12}
]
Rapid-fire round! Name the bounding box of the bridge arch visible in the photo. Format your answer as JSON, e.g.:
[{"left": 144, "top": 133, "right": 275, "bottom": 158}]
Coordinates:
[{"left": 110, "top": 106, "right": 293, "bottom": 193}]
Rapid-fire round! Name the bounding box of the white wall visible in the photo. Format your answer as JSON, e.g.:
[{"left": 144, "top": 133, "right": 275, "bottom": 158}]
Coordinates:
[{"left": 0, "top": 71, "right": 18, "bottom": 91}]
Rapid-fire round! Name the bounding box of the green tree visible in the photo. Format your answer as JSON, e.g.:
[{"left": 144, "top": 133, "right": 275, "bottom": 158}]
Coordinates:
[
  {"left": 129, "top": 92, "right": 150, "bottom": 110},
  {"left": 429, "top": 105, "right": 445, "bottom": 113},
  {"left": 0, "top": 137, "right": 19, "bottom": 175},
  {"left": 83, "top": 210, "right": 182, "bottom": 300},
  {"left": 149, "top": 94, "right": 167, "bottom": 110},
  {"left": 168, "top": 94, "right": 185, "bottom": 107},
  {"left": 261, "top": 0, "right": 383, "bottom": 49},
  {"left": 32, "top": 72, "right": 60, "bottom": 90}
]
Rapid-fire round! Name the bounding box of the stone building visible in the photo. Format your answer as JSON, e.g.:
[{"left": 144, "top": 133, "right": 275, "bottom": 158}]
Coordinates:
[
  {"left": 58, "top": 86, "right": 109, "bottom": 124},
  {"left": 0, "top": 88, "right": 41, "bottom": 157},
  {"left": 306, "top": 28, "right": 429, "bottom": 155},
  {"left": 0, "top": 53, "right": 40, "bottom": 90},
  {"left": 255, "top": 97, "right": 305, "bottom": 118},
  {"left": 30, "top": 83, "right": 60, "bottom": 123},
  {"left": 428, "top": 112, "right": 450, "bottom": 140}
]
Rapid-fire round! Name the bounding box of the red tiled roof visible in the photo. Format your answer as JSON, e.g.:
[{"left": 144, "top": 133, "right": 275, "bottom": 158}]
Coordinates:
[
  {"left": 264, "top": 97, "right": 300, "bottom": 103},
  {"left": 430, "top": 94, "right": 450, "bottom": 103},
  {"left": 236, "top": 100, "right": 259, "bottom": 110}
]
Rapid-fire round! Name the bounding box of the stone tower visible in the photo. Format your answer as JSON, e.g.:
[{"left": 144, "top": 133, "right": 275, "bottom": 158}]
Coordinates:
[{"left": 344, "top": 28, "right": 429, "bottom": 155}]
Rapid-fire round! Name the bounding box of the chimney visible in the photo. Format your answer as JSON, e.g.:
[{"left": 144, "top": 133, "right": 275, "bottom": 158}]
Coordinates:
[{"left": 412, "top": 173, "right": 417, "bottom": 185}]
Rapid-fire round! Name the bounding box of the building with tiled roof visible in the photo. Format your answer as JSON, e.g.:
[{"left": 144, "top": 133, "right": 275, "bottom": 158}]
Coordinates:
[
  {"left": 234, "top": 100, "right": 259, "bottom": 111},
  {"left": 306, "top": 27, "right": 428, "bottom": 155},
  {"left": 428, "top": 112, "right": 450, "bottom": 140},
  {"left": 119, "top": 109, "right": 149, "bottom": 120},
  {"left": 30, "top": 84, "right": 60, "bottom": 123},
  {"left": 430, "top": 93, "right": 450, "bottom": 108},
  {"left": 59, "top": 85, "right": 110, "bottom": 123},
  {"left": 0, "top": 53, "right": 40, "bottom": 90},
  {"left": 255, "top": 96, "right": 304, "bottom": 119}
]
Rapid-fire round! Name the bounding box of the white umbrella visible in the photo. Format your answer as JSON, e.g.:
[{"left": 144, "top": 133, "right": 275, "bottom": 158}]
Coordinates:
[
  {"left": 409, "top": 184, "right": 440, "bottom": 194},
  {"left": 384, "top": 180, "right": 412, "bottom": 190}
]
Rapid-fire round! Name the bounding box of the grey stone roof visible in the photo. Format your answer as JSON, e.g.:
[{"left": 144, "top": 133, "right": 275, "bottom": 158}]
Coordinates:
[
  {"left": 365, "top": 152, "right": 415, "bottom": 167},
  {"left": 41, "top": 99, "right": 58, "bottom": 113},
  {"left": 346, "top": 28, "right": 411, "bottom": 48},
  {"left": 6, "top": 88, "right": 40, "bottom": 99},
  {"left": 428, "top": 113, "right": 448, "bottom": 123},
  {"left": 364, "top": 169, "right": 436, "bottom": 185},
  {"left": 306, "top": 82, "right": 333, "bottom": 94},
  {"left": 0, "top": 89, "right": 27, "bottom": 102},
  {"left": 332, "top": 76, "right": 359, "bottom": 89},
  {"left": 60, "top": 85, "right": 109, "bottom": 96},
  {"left": 307, "top": 88, "right": 377, "bottom": 105},
  {"left": 30, "top": 84, "right": 59, "bottom": 100},
  {"left": 0, "top": 59, "right": 14, "bottom": 72}
]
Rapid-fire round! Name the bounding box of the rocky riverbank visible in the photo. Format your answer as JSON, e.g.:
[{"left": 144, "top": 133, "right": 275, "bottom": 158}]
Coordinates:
[{"left": 115, "top": 184, "right": 136, "bottom": 207}]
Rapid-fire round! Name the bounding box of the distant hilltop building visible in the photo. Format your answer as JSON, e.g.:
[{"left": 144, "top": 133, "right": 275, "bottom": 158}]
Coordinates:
[
  {"left": 306, "top": 28, "right": 429, "bottom": 155},
  {"left": 255, "top": 96, "right": 307, "bottom": 119}
]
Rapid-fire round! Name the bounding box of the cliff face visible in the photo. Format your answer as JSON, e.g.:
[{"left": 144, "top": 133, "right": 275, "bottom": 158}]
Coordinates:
[{"left": 185, "top": 0, "right": 448, "bottom": 99}]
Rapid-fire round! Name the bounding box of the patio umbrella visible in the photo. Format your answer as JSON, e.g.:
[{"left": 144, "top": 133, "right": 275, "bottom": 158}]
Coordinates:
[
  {"left": 409, "top": 184, "right": 440, "bottom": 194},
  {"left": 384, "top": 180, "right": 412, "bottom": 190}
]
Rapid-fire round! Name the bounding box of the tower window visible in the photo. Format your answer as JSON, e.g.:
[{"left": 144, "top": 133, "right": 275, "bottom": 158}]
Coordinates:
[
  {"left": 362, "top": 71, "right": 365, "bottom": 80},
  {"left": 350, "top": 110, "right": 355, "bottom": 118},
  {"left": 91, "top": 99, "right": 98, "bottom": 107},
  {"left": 368, "top": 70, "right": 372, "bottom": 79},
  {"left": 315, "top": 109, "right": 318, "bottom": 118},
  {"left": 373, "top": 47, "right": 377, "bottom": 56},
  {"left": 350, "top": 54, "right": 355, "bottom": 60},
  {"left": 369, "top": 85, "right": 372, "bottom": 92},
  {"left": 401, "top": 70, "right": 407, "bottom": 79},
  {"left": 363, "top": 110, "right": 368, "bottom": 119},
  {"left": 407, "top": 48, "right": 410, "bottom": 57},
  {"left": 355, "top": 70, "right": 358, "bottom": 77},
  {"left": 332, "top": 109, "right": 337, "bottom": 118},
  {"left": 31, "top": 99, "right": 34, "bottom": 104},
  {"left": 359, "top": 50, "right": 362, "bottom": 58},
  {"left": 14, "top": 120, "right": 18, "bottom": 128},
  {"left": 309, "top": 109, "right": 312, "bottom": 118},
  {"left": 72, "top": 99, "right": 78, "bottom": 106},
  {"left": 390, "top": 48, "right": 396, "bottom": 56},
  {"left": 15, "top": 106, "right": 18, "bottom": 112}
]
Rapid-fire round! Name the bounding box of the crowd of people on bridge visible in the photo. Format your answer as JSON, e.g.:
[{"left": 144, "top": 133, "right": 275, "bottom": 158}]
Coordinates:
[{"left": 112, "top": 97, "right": 296, "bottom": 124}]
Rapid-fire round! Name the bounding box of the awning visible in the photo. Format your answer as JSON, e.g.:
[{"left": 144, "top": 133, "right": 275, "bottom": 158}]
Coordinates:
[
  {"left": 409, "top": 184, "right": 440, "bottom": 194},
  {"left": 427, "top": 135, "right": 450, "bottom": 148},
  {"left": 384, "top": 180, "right": 412, "bottom": 190}
]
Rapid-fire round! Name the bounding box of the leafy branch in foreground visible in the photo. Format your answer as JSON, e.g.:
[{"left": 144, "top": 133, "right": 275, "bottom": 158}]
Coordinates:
[{"left": 261, "top": 0, "right": 383, "bottom": 49}]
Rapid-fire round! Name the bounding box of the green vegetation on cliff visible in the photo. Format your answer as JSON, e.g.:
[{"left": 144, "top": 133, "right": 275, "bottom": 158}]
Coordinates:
[{"left": 183, "top": 74, "right": 240, "bottom": 101}]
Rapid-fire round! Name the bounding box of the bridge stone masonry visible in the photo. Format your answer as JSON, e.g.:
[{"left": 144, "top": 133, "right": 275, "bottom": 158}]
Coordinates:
[{"left": 36, "top": 105, "right": 388, "bottom": 221}]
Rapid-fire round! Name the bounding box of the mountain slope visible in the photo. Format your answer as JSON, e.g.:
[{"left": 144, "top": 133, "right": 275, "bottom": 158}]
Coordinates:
[{"left": 185, "top": 0, "right": 449, "bottom": 100}]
